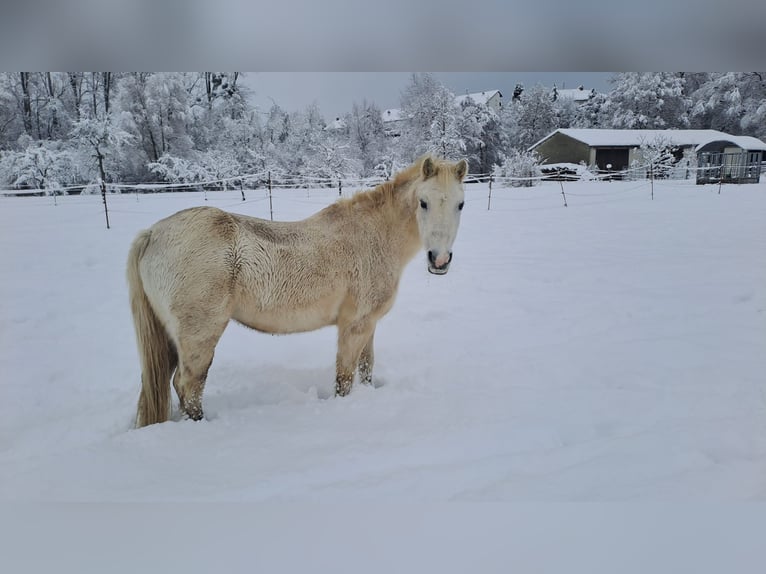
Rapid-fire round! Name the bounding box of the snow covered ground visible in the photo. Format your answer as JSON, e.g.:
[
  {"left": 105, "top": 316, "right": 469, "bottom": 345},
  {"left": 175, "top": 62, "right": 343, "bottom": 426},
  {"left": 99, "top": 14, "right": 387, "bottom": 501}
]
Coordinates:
[{"left": 1, "top": 178, "right": 765, "bottom": 506}]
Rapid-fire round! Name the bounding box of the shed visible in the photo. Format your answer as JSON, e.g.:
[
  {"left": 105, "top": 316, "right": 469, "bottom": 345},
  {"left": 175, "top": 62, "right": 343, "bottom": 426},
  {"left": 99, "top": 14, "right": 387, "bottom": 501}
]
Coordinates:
[{"left": 529, "top": 129, "right": 766, "bottom": 183}]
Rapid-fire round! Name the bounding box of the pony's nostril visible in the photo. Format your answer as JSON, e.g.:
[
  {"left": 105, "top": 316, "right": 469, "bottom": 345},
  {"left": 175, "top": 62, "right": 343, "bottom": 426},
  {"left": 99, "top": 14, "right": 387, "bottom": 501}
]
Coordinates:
[{"left": 428, "top": 250, "right": 452, "bottom": 269}]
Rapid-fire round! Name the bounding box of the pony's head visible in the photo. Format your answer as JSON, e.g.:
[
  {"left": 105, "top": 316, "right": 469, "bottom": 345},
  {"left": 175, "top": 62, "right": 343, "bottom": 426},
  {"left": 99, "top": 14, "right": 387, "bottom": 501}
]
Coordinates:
[{"left": 414, "top": 156, "right": 468, "bottom": 275}]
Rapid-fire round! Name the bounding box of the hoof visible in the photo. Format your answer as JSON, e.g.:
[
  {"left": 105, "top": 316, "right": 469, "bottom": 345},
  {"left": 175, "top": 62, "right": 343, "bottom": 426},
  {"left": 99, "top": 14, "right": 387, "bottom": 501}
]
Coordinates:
[
  {"left": 335, "top": 385, "right": 351, "bottom": 397},
  {"left": 182, "top": 409, "right": 205, "bottom": 421}
]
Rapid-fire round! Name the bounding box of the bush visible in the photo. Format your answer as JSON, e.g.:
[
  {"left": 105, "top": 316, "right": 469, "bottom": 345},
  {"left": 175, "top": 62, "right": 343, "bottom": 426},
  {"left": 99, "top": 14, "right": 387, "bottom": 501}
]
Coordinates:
[{"left": 493, "top": 150, "right": 542, "bottom": 187}]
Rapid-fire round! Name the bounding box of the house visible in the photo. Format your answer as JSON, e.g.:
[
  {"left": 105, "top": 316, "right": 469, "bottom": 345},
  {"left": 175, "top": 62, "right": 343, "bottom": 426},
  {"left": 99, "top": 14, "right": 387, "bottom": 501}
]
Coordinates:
[
  {"left": 382, "top": 90, "right": 503, "bottom": 137},
  {"left": 552, "top": 85, "right": 595, "bottom": 105},
  {"left": 382, "top": 108, "right": 404, "bottom": 137},
  {"left": 325, "top": 116, "right": 348, "bottom": 133},
  {"left": 528, "top": 128, "right": 766, "bottom": 183},
  {"left": 455, "top": 90, "right": 503, "bottom": 113}
]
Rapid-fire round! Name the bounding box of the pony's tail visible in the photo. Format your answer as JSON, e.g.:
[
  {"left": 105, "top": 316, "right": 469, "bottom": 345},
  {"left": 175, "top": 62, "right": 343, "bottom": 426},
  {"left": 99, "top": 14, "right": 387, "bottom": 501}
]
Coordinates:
[{"left": 127, "top": 230, "right": 177, "bottom": 428}]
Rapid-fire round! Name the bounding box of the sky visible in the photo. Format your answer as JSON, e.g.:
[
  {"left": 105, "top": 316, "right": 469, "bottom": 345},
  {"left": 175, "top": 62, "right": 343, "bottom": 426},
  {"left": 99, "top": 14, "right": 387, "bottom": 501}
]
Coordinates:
[{"left": 242, "top": 72, "right": 613, "bottom": 120}]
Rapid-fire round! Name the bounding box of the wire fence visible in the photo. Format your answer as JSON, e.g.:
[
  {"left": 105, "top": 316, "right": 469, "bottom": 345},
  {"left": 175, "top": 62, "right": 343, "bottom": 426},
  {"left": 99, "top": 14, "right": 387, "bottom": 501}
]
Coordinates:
[
  {"left": 1, "top": 162, "right": 760, "bottom": 230},
  {"left": 0, "top": 159, "right": 756, "bottom": 197}
]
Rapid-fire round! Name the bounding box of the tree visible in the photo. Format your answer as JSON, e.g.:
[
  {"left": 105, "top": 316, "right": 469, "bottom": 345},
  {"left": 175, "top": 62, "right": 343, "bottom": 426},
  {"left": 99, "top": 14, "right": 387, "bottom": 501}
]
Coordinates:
[
  {"left": 552, "top": 94, "right": 578, "bottom": 129},
  {"left": 70, "top": 115, "right": 134, "bottom": 228},
  {"left": 572, "top": 92, "right": 610, "bottom": 128},
  {"left": 279, "top": 103, "right": 327, "bottom": 177},
  {"left": 0, "top": 75, "right": 24, "bottom": 148},
  {"left": 399, "top": 73, "right": 464, "bottom": 160},
  {"left": 457, "top": 96, "right": 498, "bottom": 173},
  {"left": 117, "top": 72, "right": 194, "bottom": 169},
  {"left": 513, "top": 84, "right": 557, "bottom": 151},
  {"left": 346, "top": 99, "right": 386, "bottom": 177},
  {"left": 689, "top": 72, "right": 766, "bottom": 139},
  {"left": 428, "top": 84, "right": 464, "bottom": 159},
  {"left": 635, "top": 134, "right": 680, "bottom": 180},
  {"left": 603, "top": 73, "right": 691, "bottom": 129},
  {"left": 0, "top": 142, "right": 77, "bottom": 193}
]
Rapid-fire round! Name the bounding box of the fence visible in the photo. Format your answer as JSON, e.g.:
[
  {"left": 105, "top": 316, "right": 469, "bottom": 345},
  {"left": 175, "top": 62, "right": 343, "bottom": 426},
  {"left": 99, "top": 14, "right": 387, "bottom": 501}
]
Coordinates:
[{"left": 2, "top": 160, "right": 761, "bottom": 229}]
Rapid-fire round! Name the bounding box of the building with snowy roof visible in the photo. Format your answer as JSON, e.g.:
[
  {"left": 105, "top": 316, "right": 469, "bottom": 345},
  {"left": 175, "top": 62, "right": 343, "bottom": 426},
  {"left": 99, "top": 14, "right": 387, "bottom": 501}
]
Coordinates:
[
  {"left": 454, "top": 90, "right": 503, "bottom": 113},
  {"left": 381, "top": 108, "right": 404, "bottom": 136},
  {"left": 382, "top": 90, "right": 503, "bottom": 137},
  {"left": 551, "top": 85, "right": 595, "bottom": 104},
  {"left": 529, "top": 128, "right": 766, "bottom": 183}
]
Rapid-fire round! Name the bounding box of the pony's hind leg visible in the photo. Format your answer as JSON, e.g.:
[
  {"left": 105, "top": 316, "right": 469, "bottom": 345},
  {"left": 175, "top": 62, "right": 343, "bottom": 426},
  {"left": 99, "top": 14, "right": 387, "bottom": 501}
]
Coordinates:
[
  {"left": 173, "top": 318, "right": 229, "bottom": 421},
  {"left": 358, "top": 328, "right": 376, "bottom": 386}
]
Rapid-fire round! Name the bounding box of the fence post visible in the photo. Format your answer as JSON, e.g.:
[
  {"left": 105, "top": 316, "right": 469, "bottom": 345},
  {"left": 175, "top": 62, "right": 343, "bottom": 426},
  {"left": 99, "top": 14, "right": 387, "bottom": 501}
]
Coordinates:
[
  {"left": 487, "top": 174, "right": 493, "bottom": 211},
  {"left": 240, "top": 180, "right": 245, "bottom": 201},
  {"left": 718, "top": 165, "right": 723, "bottom": 195},
  {"left": 100, "top": 178, "right": 110, "bottom": 230},
  {"left": 268, "top": 171, "right": 273, "bottom": 221},
  {"left": 559, "top": 180, "right": 568, "bottom": 207}
]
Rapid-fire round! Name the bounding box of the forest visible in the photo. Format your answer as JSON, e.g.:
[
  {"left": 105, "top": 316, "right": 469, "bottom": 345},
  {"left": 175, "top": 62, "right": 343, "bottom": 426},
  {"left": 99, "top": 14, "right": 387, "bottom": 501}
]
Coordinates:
[{"left": 0, "top": 72, "right": 764, "bottom": 191}]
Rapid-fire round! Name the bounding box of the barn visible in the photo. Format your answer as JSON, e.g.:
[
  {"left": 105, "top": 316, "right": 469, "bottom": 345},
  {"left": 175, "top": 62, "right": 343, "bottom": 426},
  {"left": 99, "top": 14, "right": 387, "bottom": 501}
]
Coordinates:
[{"left": 529, "top": 129, "right": 766, "bottom": 183}]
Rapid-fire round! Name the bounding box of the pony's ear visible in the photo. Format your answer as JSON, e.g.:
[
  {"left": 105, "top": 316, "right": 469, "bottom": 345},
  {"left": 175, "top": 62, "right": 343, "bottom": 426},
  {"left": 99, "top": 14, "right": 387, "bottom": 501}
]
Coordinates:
[
  {"left": 421, "top": 156, "right": 436, "bottom": 179},
  {"left": 454, "top": 159, "right": 468, "bottom": 181}
]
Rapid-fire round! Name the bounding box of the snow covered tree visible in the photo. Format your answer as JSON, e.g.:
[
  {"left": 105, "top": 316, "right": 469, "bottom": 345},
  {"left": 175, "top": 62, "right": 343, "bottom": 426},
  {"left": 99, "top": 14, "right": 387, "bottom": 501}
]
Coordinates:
[
  {"left": 148, "top": 154, "right": 205, "bottom": 184},
  {"left": 428, "top": 85, "right": 464, "bottom": 159},
  {"left": 70, "top": 115, "right": 133, "bottom": 189},
  {"left": 117, "top": 72, "right": 194, "bottom": 169},
  {"left": 278, "top": 103, "right": 327, "bottom": 178},
  {"left": 305, "top": 138, "right": 354, "bottom": 183},
  {"left": 0, "top": 73, "right": 77, "bottom": 144},
  {"left": 399, "top": 73, "right": 464, "bottom": 160},
  {"left": 187, "top": 72, "right": 251, "bottom": 152},
  {"left": 346, "top": 99, "right": 386, "bottom": 177},
  {"left": 218, "top": 113, "right": 266, "bottom": 175},
  {"left": 603, "top": 73, "right": 691, "bottom": 129},
  {"left": 0, "top": 75, "right": 24, "bottom": 148},
  {"left": 0, "top": 141, "right": 78, "bottom": 193},
  {"left": 572, "top": 92, "right": 610, "bottom": 128},
  {"left": 634, "top": 134, "right": 680, "bottom": 179},
  {"left": 512, "top": 83, "right": 524, "bottom": 102},
  {"left": 688, "top": 72, "right": 766, "bottom": 139},
  {"left": 552, "top": 93, "right": 578, "bottom": 129},
  {"left": 513, "top": 84, "right": 557, "bottom": 151},
  {"left": 457, "top": 96, "right": 501, "bottom": 174},
  {"left": 264, "top": 103, "right": 290, "bottom": 146}
]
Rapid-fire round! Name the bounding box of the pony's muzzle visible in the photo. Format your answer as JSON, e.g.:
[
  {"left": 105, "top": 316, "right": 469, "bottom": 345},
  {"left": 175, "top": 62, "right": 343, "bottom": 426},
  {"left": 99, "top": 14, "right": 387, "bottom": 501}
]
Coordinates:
[{"left": 428, "top": 250, "right": 453, "bottom": 275}]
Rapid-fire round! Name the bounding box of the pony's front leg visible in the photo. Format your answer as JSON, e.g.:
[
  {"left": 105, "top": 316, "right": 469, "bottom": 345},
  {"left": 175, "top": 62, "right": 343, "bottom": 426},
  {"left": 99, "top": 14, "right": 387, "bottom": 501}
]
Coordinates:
[
  {"left": 358, "top": 328, "right": 375, "bottom": 386},
  {"left": 335, "top": 320, "right": 375, "bottom": 397}
]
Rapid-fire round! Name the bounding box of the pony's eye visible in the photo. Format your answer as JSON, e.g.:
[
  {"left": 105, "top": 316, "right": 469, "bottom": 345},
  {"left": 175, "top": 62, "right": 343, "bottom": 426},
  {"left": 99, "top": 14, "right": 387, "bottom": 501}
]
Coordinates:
[
  {"left": 458, "top": 201, "right": 464, "bottom": 211},
  {"left": 419, "top": 200, "right": 428, "bottom": 210}
]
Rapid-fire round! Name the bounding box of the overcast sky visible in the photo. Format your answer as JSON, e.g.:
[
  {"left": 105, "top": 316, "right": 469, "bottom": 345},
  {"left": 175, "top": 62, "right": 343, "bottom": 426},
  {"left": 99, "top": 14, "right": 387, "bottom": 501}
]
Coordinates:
[{"left": 242, "top": 72, "right": 613, "bottom": 120}]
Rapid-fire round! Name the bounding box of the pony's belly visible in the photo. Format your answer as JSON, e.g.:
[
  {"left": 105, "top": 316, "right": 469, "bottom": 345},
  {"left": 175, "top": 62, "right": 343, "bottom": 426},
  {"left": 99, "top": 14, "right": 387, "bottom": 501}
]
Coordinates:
[{"left": 232, "top": 305, "right": 338, "bottom": 335}]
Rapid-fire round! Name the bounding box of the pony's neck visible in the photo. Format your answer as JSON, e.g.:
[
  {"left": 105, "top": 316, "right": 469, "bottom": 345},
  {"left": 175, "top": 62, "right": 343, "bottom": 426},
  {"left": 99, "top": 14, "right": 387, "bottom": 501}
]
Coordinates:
[{"left": 381, "top": 177, "right": 421, "bottom": 266}]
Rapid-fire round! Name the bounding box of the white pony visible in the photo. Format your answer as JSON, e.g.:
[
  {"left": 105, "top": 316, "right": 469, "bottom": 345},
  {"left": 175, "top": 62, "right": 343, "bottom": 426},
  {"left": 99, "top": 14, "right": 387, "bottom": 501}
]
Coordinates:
[{"left": 127, "top": 155, "right": 467, "bottom": 427}]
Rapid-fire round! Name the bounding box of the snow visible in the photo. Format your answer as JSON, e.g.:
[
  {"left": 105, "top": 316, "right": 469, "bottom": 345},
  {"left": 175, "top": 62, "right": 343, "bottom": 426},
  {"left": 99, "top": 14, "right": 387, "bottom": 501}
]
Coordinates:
[
  {"left": 2, "top": 178, "right": 764, "bottom": 506},
  {"left": 2, "top": 179, "right": 765, "bottom": 569}
]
